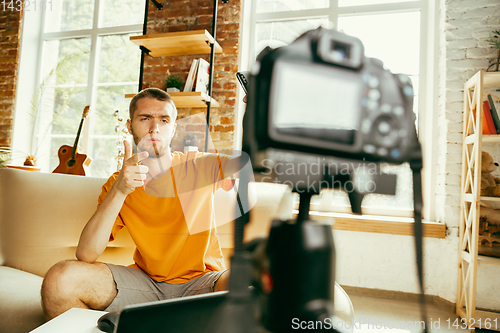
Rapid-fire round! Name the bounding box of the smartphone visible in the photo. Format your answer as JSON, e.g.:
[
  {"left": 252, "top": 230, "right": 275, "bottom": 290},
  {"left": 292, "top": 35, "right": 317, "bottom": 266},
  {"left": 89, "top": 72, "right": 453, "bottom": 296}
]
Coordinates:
[{"left": 236, "top": 71, "right": 249, "bottom": 94}]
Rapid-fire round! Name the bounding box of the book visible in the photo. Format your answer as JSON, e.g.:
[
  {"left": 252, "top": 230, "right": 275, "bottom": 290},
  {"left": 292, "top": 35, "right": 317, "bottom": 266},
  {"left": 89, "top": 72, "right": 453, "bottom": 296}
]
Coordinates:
[
  {"left": 488, "top": 94, "right": 500, "bottom": 134},
  {"left": 193, "top": 58, "right": 210, "bottom": 95},
  {"left": 183, "top": 59, "right": 199, "bottom": 92},
  {"left": 483, "top": 100, "right": 497, "bottom": 135}
]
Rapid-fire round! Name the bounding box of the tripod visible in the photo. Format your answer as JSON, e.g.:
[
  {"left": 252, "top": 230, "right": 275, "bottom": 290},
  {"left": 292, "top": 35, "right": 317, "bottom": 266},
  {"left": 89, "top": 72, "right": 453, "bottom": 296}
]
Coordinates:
[
  {"left": 208, "top": 162, "right": 337, "bottom": 332},
  {"left": 261, "top": 190, "right": 337, "bottom": 332}
]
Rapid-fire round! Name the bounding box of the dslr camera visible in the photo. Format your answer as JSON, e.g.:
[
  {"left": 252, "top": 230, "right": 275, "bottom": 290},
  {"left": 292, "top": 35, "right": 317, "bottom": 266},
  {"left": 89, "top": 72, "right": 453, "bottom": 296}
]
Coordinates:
[{"left": 243, "top": 27, "right": 419, "bottom": 168}]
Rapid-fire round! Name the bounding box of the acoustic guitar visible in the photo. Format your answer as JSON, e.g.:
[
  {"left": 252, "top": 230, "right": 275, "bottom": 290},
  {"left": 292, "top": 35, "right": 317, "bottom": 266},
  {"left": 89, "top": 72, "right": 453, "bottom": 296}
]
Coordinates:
[{"left": 53, "top": 105, "right": 92, "bottom": 176}]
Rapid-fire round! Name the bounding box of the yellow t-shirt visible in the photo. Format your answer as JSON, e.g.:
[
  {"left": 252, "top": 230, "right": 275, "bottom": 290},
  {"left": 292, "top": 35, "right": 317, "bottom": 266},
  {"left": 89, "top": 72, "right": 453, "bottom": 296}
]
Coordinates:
[{"left": 98, "top": 151, "right": 232, "bottom": 284}]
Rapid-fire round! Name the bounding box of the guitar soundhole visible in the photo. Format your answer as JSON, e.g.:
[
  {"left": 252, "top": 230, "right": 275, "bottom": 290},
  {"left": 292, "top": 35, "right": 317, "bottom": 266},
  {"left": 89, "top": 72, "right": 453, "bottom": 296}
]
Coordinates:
[
  {"left": 62, "top": 149, "right": 67, "bottom": 153},
  {"left": 67, "top": 160, "right": 75, "bottom": 167}
]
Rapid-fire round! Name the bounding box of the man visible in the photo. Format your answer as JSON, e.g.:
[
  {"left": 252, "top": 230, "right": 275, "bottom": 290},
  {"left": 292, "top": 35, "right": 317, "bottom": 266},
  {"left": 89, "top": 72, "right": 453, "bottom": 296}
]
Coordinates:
[{"left": 41, "top": 88, "right": 240, "bottom": 319}]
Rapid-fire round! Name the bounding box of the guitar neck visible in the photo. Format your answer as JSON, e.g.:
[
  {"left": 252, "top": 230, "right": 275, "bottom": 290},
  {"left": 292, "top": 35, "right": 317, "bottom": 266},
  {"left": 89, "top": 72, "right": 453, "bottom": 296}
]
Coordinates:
[{"left": 71, "top": 117, "right": 85, "bottom": 161}]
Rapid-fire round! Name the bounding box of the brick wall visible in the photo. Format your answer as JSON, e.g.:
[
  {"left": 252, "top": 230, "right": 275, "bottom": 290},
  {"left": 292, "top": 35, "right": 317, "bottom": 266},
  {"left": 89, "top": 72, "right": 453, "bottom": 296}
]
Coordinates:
[
  {"left": 142, "top": 0, "right": 241, "bottom": 154},
  {"left": 0, "top": 9, "right": 22, "bottom": 148},
  {"left": 437, "top": 0, "right": 500, "bottom": 310},
  {"left": 435, "top": 0, "right": 500, "bottom": 227}
]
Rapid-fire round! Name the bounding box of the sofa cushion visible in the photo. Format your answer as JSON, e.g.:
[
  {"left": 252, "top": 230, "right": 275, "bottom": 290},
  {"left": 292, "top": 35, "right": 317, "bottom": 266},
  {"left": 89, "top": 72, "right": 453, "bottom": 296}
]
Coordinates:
[
  {"left": 0, "top": 169, "right": 136, "bottom": 277},
  {"left": 0, "top": 266, "right": 45, "bottom": 333}
]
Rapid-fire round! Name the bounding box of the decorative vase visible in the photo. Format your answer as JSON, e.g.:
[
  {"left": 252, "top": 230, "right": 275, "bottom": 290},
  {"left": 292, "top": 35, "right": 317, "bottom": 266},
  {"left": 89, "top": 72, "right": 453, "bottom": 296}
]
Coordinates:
[{"left": 184, "top": 146, "right": 198, "bottom": 153}]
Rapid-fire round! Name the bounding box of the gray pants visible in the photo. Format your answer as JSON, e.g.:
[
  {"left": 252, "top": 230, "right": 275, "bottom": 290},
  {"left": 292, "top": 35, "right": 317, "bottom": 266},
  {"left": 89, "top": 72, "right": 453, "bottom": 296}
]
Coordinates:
[{"left": 104, "top": 263, "right": 227, "bottom": 312}]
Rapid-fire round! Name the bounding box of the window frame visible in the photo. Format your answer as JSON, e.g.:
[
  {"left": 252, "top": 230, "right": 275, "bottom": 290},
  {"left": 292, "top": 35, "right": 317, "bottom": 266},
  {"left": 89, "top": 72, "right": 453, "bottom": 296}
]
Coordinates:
[
  {"left": 237, "top": 0, "right": 440, "bottom": 224},
  {"left": 13, "top": 0, "right": 143, "bottom": 176}
]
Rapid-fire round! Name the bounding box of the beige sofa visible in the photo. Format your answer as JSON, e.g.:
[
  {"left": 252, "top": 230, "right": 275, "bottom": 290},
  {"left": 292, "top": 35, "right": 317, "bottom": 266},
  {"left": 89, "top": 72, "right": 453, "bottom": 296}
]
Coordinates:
[{"left": 0, "top": 168, "right": 353, "bottom": 333}]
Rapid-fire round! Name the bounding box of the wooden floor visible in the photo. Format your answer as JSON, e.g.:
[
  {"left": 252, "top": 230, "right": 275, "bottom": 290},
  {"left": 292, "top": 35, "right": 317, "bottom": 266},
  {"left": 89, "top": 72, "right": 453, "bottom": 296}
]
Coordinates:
[{"left": 348, "top": 293, "right": 496, "bottom": 332}]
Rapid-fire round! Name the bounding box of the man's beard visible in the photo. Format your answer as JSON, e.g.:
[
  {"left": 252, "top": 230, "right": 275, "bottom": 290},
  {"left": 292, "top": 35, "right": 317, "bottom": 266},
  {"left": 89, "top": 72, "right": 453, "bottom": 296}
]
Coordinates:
[{"left": 134, "top": 133, "right": 169, "bottom": 158}]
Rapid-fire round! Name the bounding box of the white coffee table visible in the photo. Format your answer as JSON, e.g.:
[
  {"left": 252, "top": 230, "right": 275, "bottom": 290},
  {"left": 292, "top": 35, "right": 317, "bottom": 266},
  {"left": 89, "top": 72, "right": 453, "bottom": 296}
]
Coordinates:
[{"left": 30, "top": 308, "right": 108, "bottom": 333}]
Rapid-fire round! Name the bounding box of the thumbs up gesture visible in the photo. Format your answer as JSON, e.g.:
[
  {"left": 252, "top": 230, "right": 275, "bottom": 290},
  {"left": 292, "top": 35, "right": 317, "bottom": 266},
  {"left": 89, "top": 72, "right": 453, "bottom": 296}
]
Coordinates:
[{"left": 114, "top": 140, "right": 149, "bottom": 196}]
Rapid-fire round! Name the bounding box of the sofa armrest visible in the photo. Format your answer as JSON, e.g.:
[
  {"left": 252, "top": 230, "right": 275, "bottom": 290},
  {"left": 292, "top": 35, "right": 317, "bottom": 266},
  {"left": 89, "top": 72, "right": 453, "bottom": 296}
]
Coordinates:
[
  {"left": 0, "top": 168, "right": 136, "bottom": 277},
  {"left": 0, "top": 266, "right": 45, "bottom": 332}
]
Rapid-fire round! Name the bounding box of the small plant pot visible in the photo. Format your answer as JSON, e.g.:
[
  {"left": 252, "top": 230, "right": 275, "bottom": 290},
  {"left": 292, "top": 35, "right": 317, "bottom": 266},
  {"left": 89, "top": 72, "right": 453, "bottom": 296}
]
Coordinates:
[{"left": 166, "top": 87, "right": 180, "bottom": 93}]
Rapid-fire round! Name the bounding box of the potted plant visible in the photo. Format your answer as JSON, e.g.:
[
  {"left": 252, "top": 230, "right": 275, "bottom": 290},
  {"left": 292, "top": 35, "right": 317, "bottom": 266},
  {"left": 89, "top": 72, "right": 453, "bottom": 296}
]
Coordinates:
[
  {"left": 486, "top": 21, "right": 500, "bottom": 72},
  {"left": 165, "top": 75, "right": 184, "bottom": 93},
  {"left": 0, "top": 147, "right": 11, "bottom": 168}
]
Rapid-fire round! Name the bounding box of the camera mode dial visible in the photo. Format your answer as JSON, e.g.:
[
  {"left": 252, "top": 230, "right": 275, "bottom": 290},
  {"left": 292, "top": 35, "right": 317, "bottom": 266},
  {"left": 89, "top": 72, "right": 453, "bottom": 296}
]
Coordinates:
[
  {"left": 372, "top": 114, "right": 400, "bottom": 149},
  {"left": 360, "top": 67, "right": 412, "bottom": 161}
]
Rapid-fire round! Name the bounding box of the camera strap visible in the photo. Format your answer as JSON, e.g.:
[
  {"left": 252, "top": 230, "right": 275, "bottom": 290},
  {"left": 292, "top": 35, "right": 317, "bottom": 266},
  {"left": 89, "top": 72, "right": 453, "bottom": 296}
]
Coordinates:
[
  {"left": 412, "top": 164, "right": 428, "bottom": 333},
  {"left": 208, "top": 162, "right": 260, "bottom": 333}
]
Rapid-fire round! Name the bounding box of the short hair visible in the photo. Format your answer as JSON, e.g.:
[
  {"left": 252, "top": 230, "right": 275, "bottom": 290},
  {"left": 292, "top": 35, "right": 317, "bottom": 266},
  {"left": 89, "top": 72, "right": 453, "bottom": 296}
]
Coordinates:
[{"left": 129, "top": 87, "right": 177, "bottom": 120}]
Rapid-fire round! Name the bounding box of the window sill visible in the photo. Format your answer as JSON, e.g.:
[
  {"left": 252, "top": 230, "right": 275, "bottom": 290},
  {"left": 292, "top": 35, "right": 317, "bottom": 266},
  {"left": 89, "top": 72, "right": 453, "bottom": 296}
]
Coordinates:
[{"left": 292, "top": 210, "right": 446, "bottom": 239}]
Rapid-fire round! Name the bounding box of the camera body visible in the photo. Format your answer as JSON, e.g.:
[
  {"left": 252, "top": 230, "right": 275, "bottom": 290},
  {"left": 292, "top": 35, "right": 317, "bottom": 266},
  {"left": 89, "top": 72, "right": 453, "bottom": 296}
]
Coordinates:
[{"left": 243, "top": 27, "right": 418, "bottom": 168}]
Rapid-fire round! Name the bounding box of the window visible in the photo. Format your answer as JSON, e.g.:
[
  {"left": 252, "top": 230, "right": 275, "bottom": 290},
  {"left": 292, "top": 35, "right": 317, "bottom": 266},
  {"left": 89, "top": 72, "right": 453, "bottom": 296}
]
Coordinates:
[
  {"left": 18, "top": 0, "right": 145, "bottom": 177},
  {"left": 241, "top": 0, "right": 437, "bottom": 221}
]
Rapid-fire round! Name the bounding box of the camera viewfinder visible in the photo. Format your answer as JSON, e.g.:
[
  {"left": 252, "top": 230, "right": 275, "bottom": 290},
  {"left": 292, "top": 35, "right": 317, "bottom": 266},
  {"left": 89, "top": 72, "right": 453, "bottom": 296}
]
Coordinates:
[{"left": 331, "top": 42, "right": 350, "bottom": 62}]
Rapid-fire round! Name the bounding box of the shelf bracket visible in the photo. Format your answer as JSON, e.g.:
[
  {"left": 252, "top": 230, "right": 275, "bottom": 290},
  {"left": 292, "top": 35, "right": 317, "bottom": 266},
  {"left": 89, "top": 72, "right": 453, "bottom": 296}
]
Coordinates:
[
  {"left": 149, "top": 0, "right": 163, "bottom": 10},
  {"left": 140, "top": 45, "right": 151, "bottom": 56},
  {"left": 138, "top": 0, "right": 162, "bottom": 91},
  {"left": 204, "top": 0, "right": 226, "bottom": 152}
]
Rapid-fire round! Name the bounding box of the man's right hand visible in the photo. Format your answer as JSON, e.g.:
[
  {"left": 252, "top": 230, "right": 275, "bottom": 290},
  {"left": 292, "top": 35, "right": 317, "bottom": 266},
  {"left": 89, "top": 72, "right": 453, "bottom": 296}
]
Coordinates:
[
  {"left": 114, "top": 140, "right": 149, "bottom": 196},
  {"left": 76, "top": 140, "right": 148, "bottom": 263}
]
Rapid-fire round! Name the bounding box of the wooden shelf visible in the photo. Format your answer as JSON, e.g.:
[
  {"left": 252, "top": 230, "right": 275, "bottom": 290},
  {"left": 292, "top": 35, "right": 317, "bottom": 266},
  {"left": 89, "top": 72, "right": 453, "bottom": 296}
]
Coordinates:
[
  {"left": 483, "top": 71, "right": 500, "bottom": 88},
  {"left": 125, "top": 92, "right": 219, "bottom": 108},
  {"left": 481, "top": 196, "right": 500, "bottom": 202},
  {"left": 475, "top": 310, "right": 500, "bottom": 331},
  {"left": 458, "top": 70, "right": 500, "bottom": 330},
  {"left": 482, "top": 134, "right": 500, "bottom": 143},
  {"left": 457, "top": 308, "right": 500, "bottom": 332},
  {"left": 129, "top": 30, "right": 222, "bottom": 57},
  {"left": 461, "top": 251, "right": 500, "bottom": 266},
  {"left": 465, "top": 134, "right": 500, "bottom": 144},
  {"left": 478, "top": 254, "right": 500, "bottom": 266}
]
